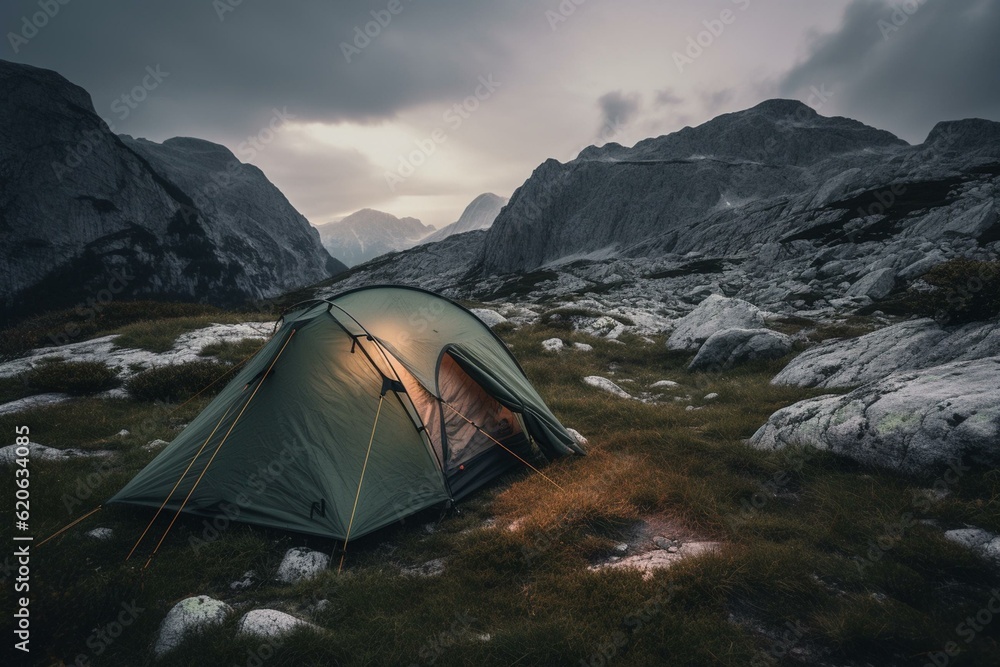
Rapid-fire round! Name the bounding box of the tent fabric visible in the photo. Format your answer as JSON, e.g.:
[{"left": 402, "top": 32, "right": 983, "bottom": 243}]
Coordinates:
[{"left": 109, "top": 285, "right": 583, "bottom": 541}]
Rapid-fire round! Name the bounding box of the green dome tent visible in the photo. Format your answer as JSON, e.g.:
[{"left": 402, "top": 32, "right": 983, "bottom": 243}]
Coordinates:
[{"left": 110, "top": 286, "right": 583, "bottom": 546}]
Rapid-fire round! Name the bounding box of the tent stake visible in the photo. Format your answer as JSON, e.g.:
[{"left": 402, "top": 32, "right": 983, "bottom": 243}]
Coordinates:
[{"left": 337, "top": 393, "right": 384, "bottom": 574}]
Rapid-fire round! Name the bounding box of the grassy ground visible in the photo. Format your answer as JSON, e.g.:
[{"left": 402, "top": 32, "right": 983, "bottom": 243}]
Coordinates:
[{"left": 1, "top": 312, "right": 998, "bottom": 666}]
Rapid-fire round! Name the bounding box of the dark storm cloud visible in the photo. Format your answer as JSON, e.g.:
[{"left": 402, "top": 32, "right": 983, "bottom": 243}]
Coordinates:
[
  {"left": 780, "top": 0, "right": 1000, "bottom": 142},
  {"left": 596, "top": 91, "right": 641, "bottom": 136},
  {"left": 1, "top": 0, "right": 524, "bottom": 139}
]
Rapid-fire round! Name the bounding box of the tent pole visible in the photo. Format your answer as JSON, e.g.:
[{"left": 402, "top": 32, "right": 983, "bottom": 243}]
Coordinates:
[
  {"left": 125, "top": 389, "right": 246, "bottom": 562},
  {"left": 441, "top": 401, "right": 564, "bottom": 492},
  {"left": 141, "top": 329, "right": 297, "bottom": 570},
  {"left": 337, "top": 393, "right": 384, "bottom": 574}
]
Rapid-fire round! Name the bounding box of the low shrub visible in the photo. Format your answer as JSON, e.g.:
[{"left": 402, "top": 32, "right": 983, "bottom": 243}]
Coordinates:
[
  {"left": 125, "top": 360, "right": 236, "bottom": 403},
  {"left": 20, "top": 359, "right": 121, "bottom": 396},
  {"left": 922, "top": 258, "right": 1000, "bottom": 324}
]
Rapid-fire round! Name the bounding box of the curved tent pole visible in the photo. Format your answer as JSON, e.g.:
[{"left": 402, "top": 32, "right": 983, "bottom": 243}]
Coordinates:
[{"left": 142, "top": 328, "right": 297, "bottom": 570}]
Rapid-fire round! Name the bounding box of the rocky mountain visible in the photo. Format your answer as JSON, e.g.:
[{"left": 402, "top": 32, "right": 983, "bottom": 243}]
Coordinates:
[
  {"left": 328, "top": 100, "right": 999, "bottom": 319},
  {"left": 314, "top": 209, "right": 435, "bottom": 266},
  {"left": 0, "top": 60, "right": 343, "bottom": 318},
  {"left": 419, "top": 193, "right": 507, "bottom": 245}
]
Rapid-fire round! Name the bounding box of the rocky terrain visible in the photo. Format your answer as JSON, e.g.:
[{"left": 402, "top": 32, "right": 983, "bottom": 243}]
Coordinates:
[
  {"left": 0, "top": 59, "right": 344, "bottom": 318},
  {"left": 314, "top": 209, "right": 435, "bottom": 266},
  {"left": 321, "top": 99, "right": 1000, "bottom": 482}
]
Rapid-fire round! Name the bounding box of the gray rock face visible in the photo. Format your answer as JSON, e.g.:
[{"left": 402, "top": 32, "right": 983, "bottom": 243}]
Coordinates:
[
  {"left": 475, "top": 99, "right": 1000, "bottom": 277},
  {"left": 773, "top": 318, "right": 1000, "bottom": 388},
  {"left": 688, "top": 327, "right": 793, "bottom": 370},
  {"left": 420, "top": 193, "right": 508, "bottom": 244},
  {"left": 846, "top": 267, "right": 897, "bottom": 300},
  {"left": 0, "top": 60, "right": 343, "bottom": 317},
  {"left": 666, "top": 295, "right": 765, "bottom": 352},
  {"left": 314, "top": 209, "right": 434, "bottom": 266},
  {"left": 944, "top": 528, "right": 1000, "bottom": 567},
  {"left": 750, "top": 356, "right": 1000, "bottom": 476}
]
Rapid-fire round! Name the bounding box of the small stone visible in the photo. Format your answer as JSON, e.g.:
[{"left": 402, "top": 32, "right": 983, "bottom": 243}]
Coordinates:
[
  {"left": 236, "top": 609, "right": 320, "bottom": 639},
  {"left": 704, "top": 393, "right": 719, "bottom": 400},
  {"left": 143, "top": 439, "right": 169, "bottom": 451},
  {"left": 572, "top": 342, "right": 594, "bottom": 352},
  {"left": 652, "top": 536, "right": 674, "bottom": 550},
  {"left": 566, "top": 428, "right": 589, "bottom": 447},
  {"left": 542, "top": 338, "right": 564, "bottom": 352},
  {"left": 649, "top": 380, "right": 679, "bottom": 389},
  {"left": 275, "top": 547, "right": 330, "bottom": 584},
  {"left": 116, "top": 429, "right": 130, "bottom": 437},
  {"left": 86, "top": 527, "right": 113, "bottom": 540},
  {"left": 614, "top": 543, "right": 629, "bottom": 554},
  {"left": 667, "top": 546, "right": 679, "bottom": 553}
]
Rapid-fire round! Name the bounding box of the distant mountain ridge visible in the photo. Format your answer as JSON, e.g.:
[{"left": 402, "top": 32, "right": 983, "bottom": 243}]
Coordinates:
[
  {"left": 419, "top": 193, "right": 507, "bottom": 245},
  {"left": 0, "top": 59, "right": 344, "bottom": 317},
  {"left": 314, "top": 209, "right": 435, "bottom": 267},
  {"left": 325, "top": 99, "right": 1000, "bottom": 317}
]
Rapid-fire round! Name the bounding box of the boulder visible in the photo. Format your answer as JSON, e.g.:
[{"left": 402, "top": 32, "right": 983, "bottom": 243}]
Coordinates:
[
  {"left": 541, "top": 338, "right": 564, "bottom": 352},
  {"left": 846, "top": 267, "right": 896, "bottom": 300},
  {"left": 154, "top": 596, "right": 232, "bottom": 656},
  {"left": 666, "top": 295, "right": 765, "bottom": 352},
  {"left": 583, "top": 376, "right": 634, "bottom": 399},
  {"left": 236, "top": 609, "right": 320, "bottom": 639},
  {"left": 275, "top": 547, "right": 330, "bottom": 584},
  {"left": 944, "top": 528, "right": 1000, "bottom": 567},
  {"left": 750, "top": 356, "right": 1000, "bottom": 476},
  {"left": 470, "top": 308, "right": 508, "bottom": 328},
  {"left": 688, "top": 328, "right": 793, "bottom": 370},
  {"left": 773, "top": 318, "right": 1000, "bottom": 388}
]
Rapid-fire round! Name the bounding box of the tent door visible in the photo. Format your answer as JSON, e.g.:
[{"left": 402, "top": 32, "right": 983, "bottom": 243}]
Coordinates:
[{"left": 437, "top": 352, "right": 535, "bottom": 499}]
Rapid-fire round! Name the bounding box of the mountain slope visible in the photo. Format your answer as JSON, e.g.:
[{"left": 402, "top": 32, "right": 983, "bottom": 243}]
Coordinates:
[
  {"left": 419, "top": 193, "right": 507, "bottom": 245},
  {"left": 314, "top": 209, "right": 434, "bottom": 266},
  {"left": 327, "top": 100, "right": 999, "bottom": 322},
  {"left": 0, "top": 59, "right": 343, "bottom": 318}
]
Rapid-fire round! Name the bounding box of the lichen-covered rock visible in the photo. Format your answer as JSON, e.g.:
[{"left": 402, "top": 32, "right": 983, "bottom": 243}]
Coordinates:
[
  {"left": 666, "top": 296, "right": 765, "bottom": 352},
  {"left": 154, "top": 596, "right": 232, "bottom": 656},
  {"left": 541, "top": 338, "right": 564, "bottom": 352},
  {"left": 750, "top": 356, "right": 1000, "bottom": 476},
  {"left": 773, "top": 318, "right": 1000, "bottom": 388},
  {"left": 236, "top": 609, "right": 320, "bottom": 639},
  {"left": 688, "top": 327, "right": 793, "bottom": 370},
  {"left": 275, "top": 547, "right": 330, "bottom": 584}
]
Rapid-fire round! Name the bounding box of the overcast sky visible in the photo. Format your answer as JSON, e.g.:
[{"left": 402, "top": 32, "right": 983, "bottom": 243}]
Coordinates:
[{"left": 4, "top": 0, "right": 998, "bottom": 228}]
